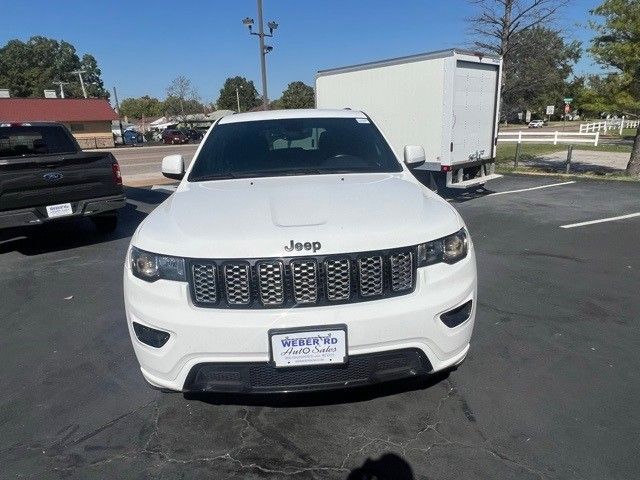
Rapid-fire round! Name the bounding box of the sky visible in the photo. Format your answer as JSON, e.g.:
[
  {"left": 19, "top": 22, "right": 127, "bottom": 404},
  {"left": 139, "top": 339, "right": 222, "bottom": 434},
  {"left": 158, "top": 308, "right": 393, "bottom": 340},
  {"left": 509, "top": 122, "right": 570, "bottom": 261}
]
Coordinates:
[{"left": 1, "top": 0, "right": 604, "bottom": 104}]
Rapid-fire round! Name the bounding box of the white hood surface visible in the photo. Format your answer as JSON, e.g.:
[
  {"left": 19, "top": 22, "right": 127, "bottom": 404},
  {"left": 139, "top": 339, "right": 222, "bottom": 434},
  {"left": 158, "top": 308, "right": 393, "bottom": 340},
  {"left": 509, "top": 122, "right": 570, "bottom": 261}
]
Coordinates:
[{"left": 133, "top": 173, "right": 463, "bottom": 259}]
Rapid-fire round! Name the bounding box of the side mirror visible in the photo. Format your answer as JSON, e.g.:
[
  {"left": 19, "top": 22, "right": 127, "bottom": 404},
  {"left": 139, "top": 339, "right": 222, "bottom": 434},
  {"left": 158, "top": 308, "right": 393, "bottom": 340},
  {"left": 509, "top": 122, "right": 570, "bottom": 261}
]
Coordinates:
[
  {"left": 404, "top": 145, "right": 426, "bottom": 168},
  {"left": 162, "top": 154, "right": 185, "bottom": 180}
]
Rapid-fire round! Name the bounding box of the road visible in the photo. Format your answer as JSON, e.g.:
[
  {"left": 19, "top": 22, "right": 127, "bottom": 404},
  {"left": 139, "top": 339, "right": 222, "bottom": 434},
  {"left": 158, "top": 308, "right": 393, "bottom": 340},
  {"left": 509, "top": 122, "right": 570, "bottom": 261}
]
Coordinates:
[
  {"left": 105, "top": 144, "right": 199, "bottom": 186},
  {"left": 1, "top": 175, "right": 639, "bottom": 479}
]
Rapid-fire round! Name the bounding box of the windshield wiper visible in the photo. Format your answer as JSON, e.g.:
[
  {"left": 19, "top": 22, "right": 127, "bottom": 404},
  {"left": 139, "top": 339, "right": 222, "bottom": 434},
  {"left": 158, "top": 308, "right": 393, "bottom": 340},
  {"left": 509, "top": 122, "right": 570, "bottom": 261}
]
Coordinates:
[
  {"left": 190, "top": 172, "right": 238, "bottom": 182},
  {"left": 232, "top": 168, "right": 324, "bottom": 178}
]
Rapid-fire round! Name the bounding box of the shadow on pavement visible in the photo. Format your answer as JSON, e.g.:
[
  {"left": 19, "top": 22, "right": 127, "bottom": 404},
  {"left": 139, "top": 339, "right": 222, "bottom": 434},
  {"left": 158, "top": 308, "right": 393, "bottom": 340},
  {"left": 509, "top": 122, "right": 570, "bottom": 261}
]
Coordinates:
[
  {"left": 410, "top": 169, "right": 494, "bottom": 204},
  {"left": 183, "top": 371, "right": 450, "bottom": 408},
  {"left": 347, "top": 453, "right": 415, "bottom": 480},
  {"left": 0, "top": 186, "right": 169, "bottom": 256}
]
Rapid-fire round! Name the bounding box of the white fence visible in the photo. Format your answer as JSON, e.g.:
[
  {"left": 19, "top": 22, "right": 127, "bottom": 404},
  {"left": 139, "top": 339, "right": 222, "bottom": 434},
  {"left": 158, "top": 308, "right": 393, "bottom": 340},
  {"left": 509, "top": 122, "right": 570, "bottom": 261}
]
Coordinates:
[
  {"left": 497, "top": 131, "right": 599, "bottom": 146},
  {"left": 579, "top": 117, "right": 639, "bottom": 134}
]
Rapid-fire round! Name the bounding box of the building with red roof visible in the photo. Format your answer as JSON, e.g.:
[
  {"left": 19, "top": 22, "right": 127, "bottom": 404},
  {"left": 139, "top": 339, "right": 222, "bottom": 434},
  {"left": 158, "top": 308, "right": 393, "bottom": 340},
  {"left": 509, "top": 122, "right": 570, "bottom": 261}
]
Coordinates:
[{"left": 0, "top": 98, "right": 119, "bottom": 148}]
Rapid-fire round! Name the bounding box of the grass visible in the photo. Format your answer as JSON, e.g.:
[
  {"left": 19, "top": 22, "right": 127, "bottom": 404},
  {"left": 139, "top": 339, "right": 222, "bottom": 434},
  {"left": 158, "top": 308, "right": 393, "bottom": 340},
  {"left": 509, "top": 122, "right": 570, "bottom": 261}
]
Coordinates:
[
  {"left": 495, "top": 141, "right": 637, "bottom": 181},
  {"left": 495, "top": 142, "right": 632, "bottom": 165},
  {"left": 495, "top": 164, "right": 640, "bottom": 182}
]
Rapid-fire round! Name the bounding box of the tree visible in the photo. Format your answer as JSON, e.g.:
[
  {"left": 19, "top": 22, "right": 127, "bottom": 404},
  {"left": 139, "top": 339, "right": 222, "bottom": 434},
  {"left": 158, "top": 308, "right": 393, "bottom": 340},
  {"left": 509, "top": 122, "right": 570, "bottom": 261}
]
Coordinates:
[
  {"left": 119, "top": 95, "right": 164, "bottom": 119},
  {"left": 468, "top": 0, "right": 570, "bottom": 61},
  {"left": 165, "top": 76, "right": 202, "bottom": 123},
  {"left": 501, "top": 27, "right": 580, "bottom": 118},
  {"left": 162, "top": 96, "right": 205, "bottom": 118},
  {"left": 0, "top": 36, "right": 108, "bottom": 99},
  {"left": 572, "top": 74, "right": 622, "bottom": 118},
  {"left": 278, "top": 81, "right": 315, "bottom": 109},
  {"left": 217, "top": 76, "right": 260, "bottom": 112},
  {"left": 78, "top": 53, "right": 109, "bottom": 99},
  {"left": 589, "top": 0, "right": 640, "bottom": 175}
]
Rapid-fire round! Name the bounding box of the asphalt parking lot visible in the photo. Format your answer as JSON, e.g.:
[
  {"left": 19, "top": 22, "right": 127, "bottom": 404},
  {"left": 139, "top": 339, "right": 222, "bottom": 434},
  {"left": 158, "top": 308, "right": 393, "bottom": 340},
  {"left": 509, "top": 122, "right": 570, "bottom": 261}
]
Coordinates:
[{"left": 1, "top": 174, "right": 639, "bottom": 479}]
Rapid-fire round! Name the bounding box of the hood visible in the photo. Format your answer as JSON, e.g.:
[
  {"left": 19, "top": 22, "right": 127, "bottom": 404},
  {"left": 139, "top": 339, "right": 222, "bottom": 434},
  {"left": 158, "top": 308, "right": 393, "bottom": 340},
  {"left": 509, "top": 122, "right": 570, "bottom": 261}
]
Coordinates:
[{"left": 133, "top": 173, "right": 463, "bottom": 258}]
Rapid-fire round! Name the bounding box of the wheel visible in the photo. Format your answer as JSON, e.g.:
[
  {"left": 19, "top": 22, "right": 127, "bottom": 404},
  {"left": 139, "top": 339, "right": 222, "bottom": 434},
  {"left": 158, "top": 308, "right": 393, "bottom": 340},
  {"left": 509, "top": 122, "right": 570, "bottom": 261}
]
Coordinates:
[{"left": 92, "top": 214, "right": 118, "bottom": 233}]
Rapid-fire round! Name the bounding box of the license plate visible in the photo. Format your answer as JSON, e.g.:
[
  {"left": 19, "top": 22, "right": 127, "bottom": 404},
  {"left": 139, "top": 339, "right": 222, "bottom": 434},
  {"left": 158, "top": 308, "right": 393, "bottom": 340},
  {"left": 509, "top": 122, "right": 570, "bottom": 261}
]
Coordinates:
[
  {"left": 270, "top": 326, "right": 347, "bottom": 368},
  {"left": 45, "top": 203, "right": 73, "bottom": 218}
]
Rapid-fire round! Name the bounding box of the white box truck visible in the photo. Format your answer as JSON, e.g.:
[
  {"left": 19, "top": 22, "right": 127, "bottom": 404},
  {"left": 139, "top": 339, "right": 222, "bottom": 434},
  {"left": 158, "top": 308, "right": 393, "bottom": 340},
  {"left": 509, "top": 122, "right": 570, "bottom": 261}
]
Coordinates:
[{"left": 316, "top": 48, "right": 503, "bottom": 190}]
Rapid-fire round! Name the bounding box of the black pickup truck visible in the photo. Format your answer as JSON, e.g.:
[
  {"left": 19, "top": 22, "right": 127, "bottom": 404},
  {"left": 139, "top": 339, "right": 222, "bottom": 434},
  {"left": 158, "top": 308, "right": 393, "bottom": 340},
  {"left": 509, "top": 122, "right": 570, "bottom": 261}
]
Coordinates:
[{"left": 0, "top": 122, "right": 126, "bottom": 232}]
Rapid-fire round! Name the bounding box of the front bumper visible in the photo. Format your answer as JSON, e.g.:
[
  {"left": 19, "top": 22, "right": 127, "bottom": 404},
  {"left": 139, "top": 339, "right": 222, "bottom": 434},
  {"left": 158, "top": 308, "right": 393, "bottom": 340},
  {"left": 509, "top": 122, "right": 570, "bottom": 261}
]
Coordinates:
[
  {"left": 183, "top": 348, "right": 434, "bottom": 393},
  {"left": 0, "top": 194, "right": 126, "bottom": 229},
  {"left": 124, "top": 251, "right": 477, "bottom": 393}
]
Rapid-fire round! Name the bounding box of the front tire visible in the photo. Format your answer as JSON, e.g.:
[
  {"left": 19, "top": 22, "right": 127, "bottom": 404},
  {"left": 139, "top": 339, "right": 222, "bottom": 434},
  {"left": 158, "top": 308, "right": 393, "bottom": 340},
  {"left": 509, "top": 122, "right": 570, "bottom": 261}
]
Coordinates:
[{"left": 92, "top": 214, "right": 118, "bottom": 233}]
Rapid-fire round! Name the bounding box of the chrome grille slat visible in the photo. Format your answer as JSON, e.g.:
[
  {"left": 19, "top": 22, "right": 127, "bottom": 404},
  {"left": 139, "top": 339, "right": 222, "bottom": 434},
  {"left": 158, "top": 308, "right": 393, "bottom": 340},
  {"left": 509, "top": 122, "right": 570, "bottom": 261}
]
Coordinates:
[
  {"left": 223, "top": 263, "right": 251, "bottom": 305},
  {"left": 257, "top": 261, "right": 285, "bottom": 305},
  {"left": 358, "top": 256, "right": 383, "bottom": 297},
  {"left": 189, "top": 248, "right": 415, "bottom": 309},
  {"left": 325, "top": 259, "right": 351, "bottom": 301},
  {"left": 291, "top": 260, "right": 318, "bottom": 304},
  {"left": 390, "top": 252, "right": 413, "bottom": 292},
  {"left": 192, "top": 264, "right": 217, "bottom": 304}
]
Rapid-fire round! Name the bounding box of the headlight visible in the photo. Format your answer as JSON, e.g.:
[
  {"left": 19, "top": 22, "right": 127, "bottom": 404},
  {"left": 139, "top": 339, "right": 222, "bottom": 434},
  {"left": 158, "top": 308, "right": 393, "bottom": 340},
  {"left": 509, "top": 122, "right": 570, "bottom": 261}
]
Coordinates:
[
  {"left": 417, "top": 228, "right": 468, "bottom": 267},
  {"left": 130, "top": 246, "right": 186, "bottom": 282}
]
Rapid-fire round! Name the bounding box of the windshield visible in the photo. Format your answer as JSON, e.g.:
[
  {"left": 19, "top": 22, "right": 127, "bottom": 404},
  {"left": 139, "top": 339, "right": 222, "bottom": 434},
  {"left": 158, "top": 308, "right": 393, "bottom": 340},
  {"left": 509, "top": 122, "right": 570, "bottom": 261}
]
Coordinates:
[
  {"left": 0, "top": 125, "right": 78, "bottom": 159},
  {"left": 188, "top": 117, "right": 402, "bottom": 181}
]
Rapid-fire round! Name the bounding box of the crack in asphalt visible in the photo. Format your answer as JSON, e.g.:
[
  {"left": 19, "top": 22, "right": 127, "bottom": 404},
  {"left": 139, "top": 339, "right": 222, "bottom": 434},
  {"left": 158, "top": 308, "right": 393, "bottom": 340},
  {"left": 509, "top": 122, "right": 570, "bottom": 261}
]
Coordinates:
[{"left": 43, "top": 381, "right": 547, "bottom": 479}]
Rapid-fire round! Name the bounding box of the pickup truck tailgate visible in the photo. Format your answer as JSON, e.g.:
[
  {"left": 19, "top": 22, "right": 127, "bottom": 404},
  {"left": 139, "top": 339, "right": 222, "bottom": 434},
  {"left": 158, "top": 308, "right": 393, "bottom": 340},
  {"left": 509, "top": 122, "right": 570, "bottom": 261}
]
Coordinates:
[{"left": 0, "top": 152, "right": 123, "bottom": 212}]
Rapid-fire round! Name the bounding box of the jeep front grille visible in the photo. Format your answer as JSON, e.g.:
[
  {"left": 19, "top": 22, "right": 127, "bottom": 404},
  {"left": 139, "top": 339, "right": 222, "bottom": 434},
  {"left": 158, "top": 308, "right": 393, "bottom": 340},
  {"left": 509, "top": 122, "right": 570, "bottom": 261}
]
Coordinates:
[{"left": 188, "top": 247, "right": 416, "bottom": 309}]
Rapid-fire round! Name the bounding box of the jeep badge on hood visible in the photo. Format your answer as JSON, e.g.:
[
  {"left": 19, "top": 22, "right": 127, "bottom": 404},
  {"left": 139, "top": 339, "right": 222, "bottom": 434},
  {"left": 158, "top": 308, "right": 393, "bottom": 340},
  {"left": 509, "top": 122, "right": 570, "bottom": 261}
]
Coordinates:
[{"left": 284, "top": 240, "right": 322, "bottom": 253}]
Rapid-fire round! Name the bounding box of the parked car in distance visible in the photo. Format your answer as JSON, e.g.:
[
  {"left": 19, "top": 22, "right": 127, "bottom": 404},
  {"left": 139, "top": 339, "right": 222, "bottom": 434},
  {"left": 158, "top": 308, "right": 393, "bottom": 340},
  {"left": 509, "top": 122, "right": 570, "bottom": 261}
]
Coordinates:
[
  {"left": 528, "top": 120, "right": 545, "bottom": 128},
  {"left": 124, "top": 109, "right": 477, "bottom": 394},
  {"left": 0, "top": 122, "right": 125, "bottom": 232},
  {"left": 123, "top": 129, "right": 144, "bottom": 146},
  {"left": 162, "top": 129, "right": 189, "bottom": 145},
  {"left": 183, "top": 129, "right": 203, "bottom": 141}
]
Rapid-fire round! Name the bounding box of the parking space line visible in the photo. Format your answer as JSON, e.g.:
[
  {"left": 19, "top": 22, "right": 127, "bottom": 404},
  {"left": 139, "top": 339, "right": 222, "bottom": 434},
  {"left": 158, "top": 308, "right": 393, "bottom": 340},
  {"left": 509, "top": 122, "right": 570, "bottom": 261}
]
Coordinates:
[
  {"left": 560, "top": 212, "right": 640, "bottom": 229},
  {"left": 488, "top": 181, "right": 575, "bottom": 196}
]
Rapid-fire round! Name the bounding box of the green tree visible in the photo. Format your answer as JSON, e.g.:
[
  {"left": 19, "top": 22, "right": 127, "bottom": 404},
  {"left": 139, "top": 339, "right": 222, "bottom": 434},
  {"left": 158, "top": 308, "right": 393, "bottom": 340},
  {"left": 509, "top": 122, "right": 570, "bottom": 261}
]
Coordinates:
[
  {"left": 501, "top": 26, "right": 581, "bottom": 118},
  {"left": 217, "top": 76, "right": 260, "bottom": 112},
  {"left": 589, "top": 0, "right": 640, "bottom": 175},
  {"left": 278, "top": 81, "right": 315, "bottom": 109},
  {"left": 78, "top": 53, "right": 109, "bottom": 99},
  {"left": 0, "top": 36, "right": 108, "bottom": 98},
  {"left": 572, "top": 74, "right": 623, "bottom": 118},
  {"left": 119, "top": 95, "right": 164, "bottom": 119},
  {"left": 162, "top": 96, "right": 205, "bottom": 119}
]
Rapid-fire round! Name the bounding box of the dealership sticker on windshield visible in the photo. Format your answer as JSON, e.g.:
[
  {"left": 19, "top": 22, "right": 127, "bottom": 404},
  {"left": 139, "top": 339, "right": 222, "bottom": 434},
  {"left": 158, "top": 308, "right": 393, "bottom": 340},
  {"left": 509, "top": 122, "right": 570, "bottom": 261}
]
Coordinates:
[
  {"left": 46, "top": 203, "right": 73, "bottom": 218},
  {"left": 270, "top": 327, "right": 347, "bottom": 368}
]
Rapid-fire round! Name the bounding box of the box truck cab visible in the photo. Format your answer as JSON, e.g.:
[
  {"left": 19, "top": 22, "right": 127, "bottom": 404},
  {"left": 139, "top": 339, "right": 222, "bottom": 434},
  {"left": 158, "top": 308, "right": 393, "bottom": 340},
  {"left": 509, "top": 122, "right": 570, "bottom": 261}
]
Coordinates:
[{"left": 316, "top": 48, "right": 503, "bottom": 190}]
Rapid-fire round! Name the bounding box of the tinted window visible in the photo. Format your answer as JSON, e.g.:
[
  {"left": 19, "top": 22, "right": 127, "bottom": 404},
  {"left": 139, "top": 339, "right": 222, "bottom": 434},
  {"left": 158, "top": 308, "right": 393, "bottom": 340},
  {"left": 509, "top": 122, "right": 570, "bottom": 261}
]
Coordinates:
[
  {"left": 189, "top": 117, "right": 402, "bottom": 181},
  {"left": 0, "top": 125, "right": 78, "bottom": 158}
]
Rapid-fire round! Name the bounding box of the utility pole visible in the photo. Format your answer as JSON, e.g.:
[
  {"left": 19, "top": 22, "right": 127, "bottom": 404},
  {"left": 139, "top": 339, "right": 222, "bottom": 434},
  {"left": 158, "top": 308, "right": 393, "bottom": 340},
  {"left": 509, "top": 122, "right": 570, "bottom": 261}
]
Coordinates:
[
  {"left": 71, "top": 69, "right": 88, "bottom": 98},
  {"left": 113, "top": 87, "right": 125, "bottom": 146},
  {"left": 235, "top": 84, "right": 243, "bottom": 113},
  {"left": 53, "top": 81, "right": 68, "bottom": 99},
  {"left": 243, "top": 0, "right": 278, "bottom": 110}
]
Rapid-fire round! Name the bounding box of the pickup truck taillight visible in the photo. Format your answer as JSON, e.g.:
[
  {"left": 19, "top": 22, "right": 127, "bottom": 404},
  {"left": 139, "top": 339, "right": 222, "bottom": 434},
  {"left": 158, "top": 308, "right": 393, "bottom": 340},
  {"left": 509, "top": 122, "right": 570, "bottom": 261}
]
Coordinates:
[{"left": 112, "top": 162, "right": 123, "bottom": 185}]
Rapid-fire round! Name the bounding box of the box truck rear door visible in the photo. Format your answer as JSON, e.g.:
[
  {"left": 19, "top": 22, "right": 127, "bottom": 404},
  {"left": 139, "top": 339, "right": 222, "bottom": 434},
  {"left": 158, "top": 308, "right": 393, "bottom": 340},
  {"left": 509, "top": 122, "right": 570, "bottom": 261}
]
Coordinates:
[{"left": 451, "top": 61, "right": 499, "bottom": 164}]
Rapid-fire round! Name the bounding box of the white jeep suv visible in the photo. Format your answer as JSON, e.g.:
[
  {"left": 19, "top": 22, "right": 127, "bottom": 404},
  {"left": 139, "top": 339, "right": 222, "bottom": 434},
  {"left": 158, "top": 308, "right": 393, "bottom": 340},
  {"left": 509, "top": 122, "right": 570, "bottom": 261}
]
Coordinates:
[{"left": 124, "top": 109, "right": 477, "bottom": 393}]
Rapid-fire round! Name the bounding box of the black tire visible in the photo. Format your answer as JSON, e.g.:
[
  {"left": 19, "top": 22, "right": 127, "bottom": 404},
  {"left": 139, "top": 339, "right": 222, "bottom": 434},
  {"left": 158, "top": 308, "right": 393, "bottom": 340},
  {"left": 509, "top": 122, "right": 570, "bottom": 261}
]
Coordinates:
[{"left": 92, "top": 214, "right": 118, "bottom": 233}]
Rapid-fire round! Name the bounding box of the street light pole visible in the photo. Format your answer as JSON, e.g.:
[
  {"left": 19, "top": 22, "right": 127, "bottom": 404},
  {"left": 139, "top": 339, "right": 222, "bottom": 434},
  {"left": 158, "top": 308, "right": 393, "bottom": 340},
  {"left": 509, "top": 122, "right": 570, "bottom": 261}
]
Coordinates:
[
  {"left": 72, "top": 70, "right": 88, "bottom": 98},
  {"left": 235, "top": 86, "right": 241, "bottom": 113},
  {"left": 256, "top": 0, "right": 268, "bottom": 109},
  {"left": 243, "top": 0, "right": 278, "bottom": 110}
]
